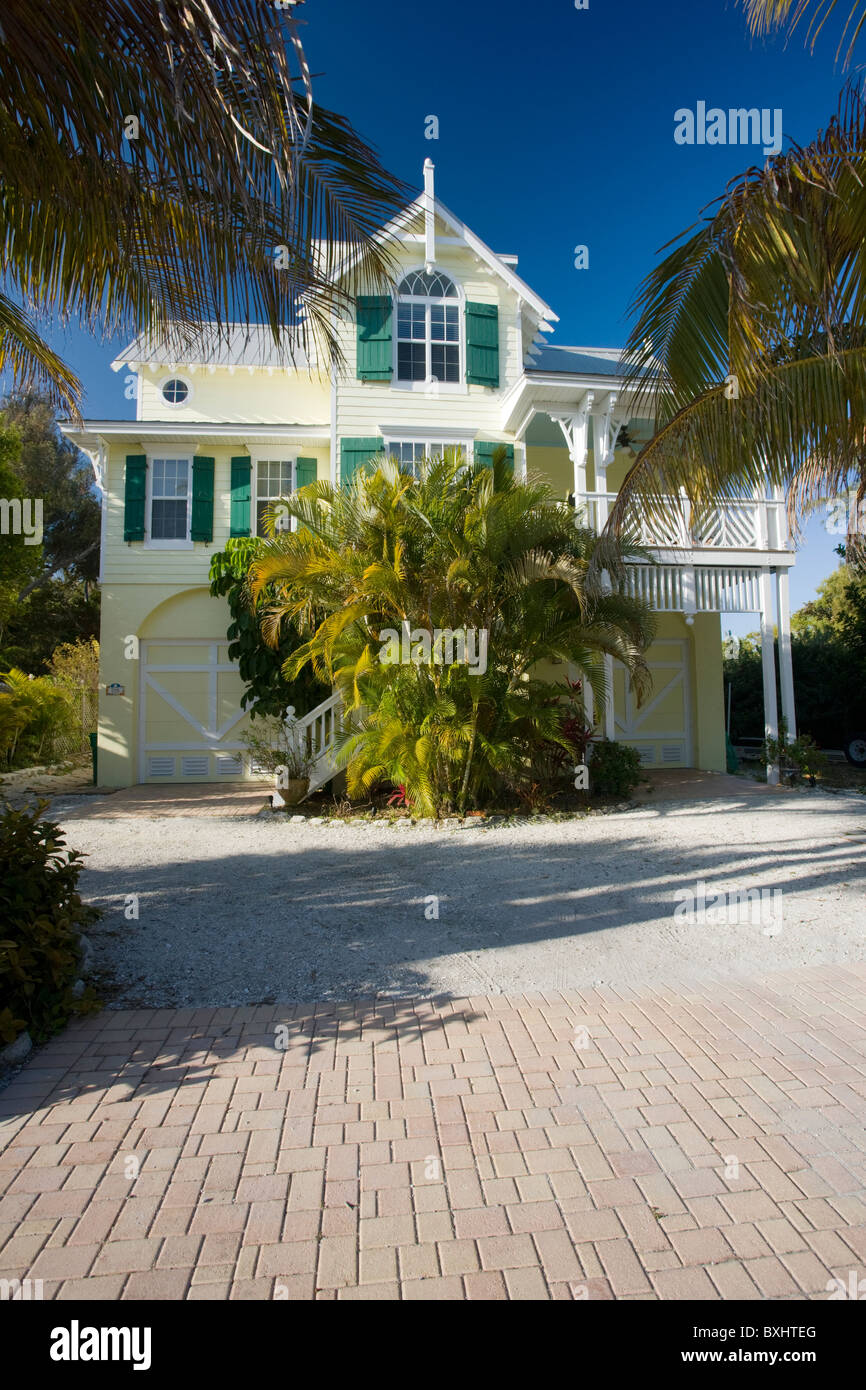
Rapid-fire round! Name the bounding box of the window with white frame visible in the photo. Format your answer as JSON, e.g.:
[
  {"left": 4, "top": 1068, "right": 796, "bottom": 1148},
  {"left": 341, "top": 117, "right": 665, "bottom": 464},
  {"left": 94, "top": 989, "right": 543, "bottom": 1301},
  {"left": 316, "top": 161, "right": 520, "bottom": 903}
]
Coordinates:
[
  {"left": 385, "top": 439, "right": 468, "bottom": 479},
  {"left": 150, "top": 457, "right": 191, "bottom": 541},
  {"left": 256, "top": 459, "right": 294, "bottom": 535},
  {"left": 161, "top": 377, "right": 190, "bottom": 406},
  {"left": 396, "top": 271, "right": 460, "bottom": 384}
]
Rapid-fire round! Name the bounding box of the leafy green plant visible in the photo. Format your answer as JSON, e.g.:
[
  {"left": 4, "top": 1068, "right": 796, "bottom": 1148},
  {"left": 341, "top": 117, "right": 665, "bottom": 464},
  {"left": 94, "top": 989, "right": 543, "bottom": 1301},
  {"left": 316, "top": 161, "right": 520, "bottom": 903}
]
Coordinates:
[
  {"left": 588, "top": 740, "right": 645, "bottom": 798},
  {"left": 209, "top": 539, "right": 328, "bottom": 720},
  {"left": 762, "top": 717, "right": 829, "bottom": 785},
  {"left": 0, "top": 802, "right": 101, "bottom": 1044},
  {"left": 247, "top": 452, "right": 655, "bottom": 815},
  {"left": 0, "top": 667, "right": 76, "bottom": 768},
  {"left": 241, "top": 713, "right": 313, "bottom": 781}
]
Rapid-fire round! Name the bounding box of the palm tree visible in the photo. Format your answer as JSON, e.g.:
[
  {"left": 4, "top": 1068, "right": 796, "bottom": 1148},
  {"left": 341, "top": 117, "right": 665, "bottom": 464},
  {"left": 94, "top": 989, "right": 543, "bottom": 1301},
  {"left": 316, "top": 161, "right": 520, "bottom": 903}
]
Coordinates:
[
  {"left": 743, "top": 0, "right": 866, "bottom": 67},
  {"left": 604, "top": 86, "right": 866, "bottom": 570},
  {"left": 0, "top": 2, "right": 409, "bottom": 415},
  {"left": 249, "top": 451, "right": 655, "bottom": 815}
]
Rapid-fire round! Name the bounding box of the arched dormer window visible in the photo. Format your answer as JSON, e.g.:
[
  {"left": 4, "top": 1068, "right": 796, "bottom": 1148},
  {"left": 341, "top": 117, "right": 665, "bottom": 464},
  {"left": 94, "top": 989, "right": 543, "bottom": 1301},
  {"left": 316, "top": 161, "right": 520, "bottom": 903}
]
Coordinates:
[{"left": 396, "top": 270, "right": 461, "bottom": 384}]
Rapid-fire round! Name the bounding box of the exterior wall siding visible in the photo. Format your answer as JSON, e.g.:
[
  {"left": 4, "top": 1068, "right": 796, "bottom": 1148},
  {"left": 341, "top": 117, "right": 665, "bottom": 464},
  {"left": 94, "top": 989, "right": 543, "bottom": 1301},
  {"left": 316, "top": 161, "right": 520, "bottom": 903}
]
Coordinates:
[
  {"left": 334, "top": 239, "right": 521, "bottom": 454},
  {"left": 139, "top": 370, "right": 330, "bottom": 425},
  {"left": 102, "top": 446, "right": 330, "bottom": 587}
]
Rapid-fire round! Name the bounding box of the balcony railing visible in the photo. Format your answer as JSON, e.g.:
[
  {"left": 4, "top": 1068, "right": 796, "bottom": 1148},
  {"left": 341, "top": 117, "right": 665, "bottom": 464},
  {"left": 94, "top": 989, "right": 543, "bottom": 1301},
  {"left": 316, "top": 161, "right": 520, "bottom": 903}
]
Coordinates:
[{"left": 582, "top": 493, "right": 789, "bottom": 552}]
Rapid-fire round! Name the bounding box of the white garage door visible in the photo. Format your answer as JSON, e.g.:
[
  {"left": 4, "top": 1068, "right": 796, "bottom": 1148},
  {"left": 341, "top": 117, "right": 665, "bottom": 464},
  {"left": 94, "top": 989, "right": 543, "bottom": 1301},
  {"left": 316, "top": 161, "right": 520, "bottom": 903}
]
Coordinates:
[
  {"left": 139, "top": 640, "right": 251, "bottom": 782},
  {"left": 612, "top": 638, "right": 692, "bottom": 768}
]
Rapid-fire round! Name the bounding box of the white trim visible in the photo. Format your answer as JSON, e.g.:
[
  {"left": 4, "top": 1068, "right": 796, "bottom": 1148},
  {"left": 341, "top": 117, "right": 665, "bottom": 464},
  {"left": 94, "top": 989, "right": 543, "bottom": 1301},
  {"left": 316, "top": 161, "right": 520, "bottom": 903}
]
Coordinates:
[
  {"left": 378, "top": 425, "right": 476, "bottom": 443},
  {"left": 158, "top": 375, "right": 193, "bottom": 408},
  {"left": 145, "top": 741, "right": 248, "bottom": 752},
  {"left": 330, "top": 312, "right": 339, "bottom": 488},
  {"left": 252, "top": 453, "right": 297, "bottom": 535},
  {"left": 760, "top": 567, "right": 780, "bottom": 784},
  {"left": 332, "top": 192, "right": 557, "bottom": 327},
  {"left": 383, "top": 436, "right": 470, "bottom": 475},
  {"left": 776, "top": 568, "right": 796, "bottom": 740},
  {"left": 60, "top": 423, "right": 330, "bottom": 447},
  {"left": 144, "top": 453, "right": 193, "bottom": 549},
  {"left": 393, "top": 264, "right": 465, "bottom": 390}
]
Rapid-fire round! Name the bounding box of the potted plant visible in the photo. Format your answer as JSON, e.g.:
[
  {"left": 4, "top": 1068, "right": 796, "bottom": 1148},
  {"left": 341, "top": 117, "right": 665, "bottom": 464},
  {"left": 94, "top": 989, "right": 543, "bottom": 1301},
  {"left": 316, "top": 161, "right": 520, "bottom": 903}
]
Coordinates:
[{"left": 242, "top": 715, "right": 314, "bottom": 806}]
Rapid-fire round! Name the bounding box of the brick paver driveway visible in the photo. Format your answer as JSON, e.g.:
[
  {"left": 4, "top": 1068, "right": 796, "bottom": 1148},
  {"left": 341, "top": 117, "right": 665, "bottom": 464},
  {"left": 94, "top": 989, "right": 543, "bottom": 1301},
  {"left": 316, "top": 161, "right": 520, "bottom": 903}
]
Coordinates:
[{"left": 1, "top": 963, "right": 865, "bottom": 1300}]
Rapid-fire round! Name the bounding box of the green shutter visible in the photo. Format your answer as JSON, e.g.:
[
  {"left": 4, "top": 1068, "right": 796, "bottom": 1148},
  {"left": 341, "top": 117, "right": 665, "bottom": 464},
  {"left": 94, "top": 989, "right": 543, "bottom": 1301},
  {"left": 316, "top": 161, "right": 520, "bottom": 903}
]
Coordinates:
[
  {"left": 295, "top": 457, "right": 317, "bottom": 490},
  {"left": 356, "top": 296, "right": 393, "bottom": 380},
  {"left": 230, "top": 456, "right": 251, "bottom": 537},
  {"left": 123, "top": 455, "right": 147, "bottom": 542},
  {"left": 190, "top": 457, "right": 215, "bottom": 542},
  {"left": 474, "top": 441, "right": 514, "bottom": 474},
  {"left": 465, "top": 302, "right": 500, "bottom": 387},
  {"left": 340, "top": 437, "right": 383, "bottom": 486}
]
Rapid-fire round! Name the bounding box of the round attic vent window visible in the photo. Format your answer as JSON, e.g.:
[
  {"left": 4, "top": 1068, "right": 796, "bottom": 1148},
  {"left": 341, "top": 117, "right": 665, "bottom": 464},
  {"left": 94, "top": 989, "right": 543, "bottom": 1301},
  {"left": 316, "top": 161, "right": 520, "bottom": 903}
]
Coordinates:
[{"left": 162, "top": 377, "right": 189, "bottom": 405}]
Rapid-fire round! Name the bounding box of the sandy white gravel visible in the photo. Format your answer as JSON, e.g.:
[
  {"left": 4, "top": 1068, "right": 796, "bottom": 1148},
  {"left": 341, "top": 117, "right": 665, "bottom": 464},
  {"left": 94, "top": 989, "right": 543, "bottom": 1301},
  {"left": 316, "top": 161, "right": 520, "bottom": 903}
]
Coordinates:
[{"left": 51, "top": 788, "right": 866, "bottom": 1009}]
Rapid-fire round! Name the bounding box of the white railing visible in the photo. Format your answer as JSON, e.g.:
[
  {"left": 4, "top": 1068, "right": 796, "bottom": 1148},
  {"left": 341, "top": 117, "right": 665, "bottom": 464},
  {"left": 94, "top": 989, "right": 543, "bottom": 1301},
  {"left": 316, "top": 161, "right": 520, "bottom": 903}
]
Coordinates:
[
  {"left": 286, "top": 692, "right": 345, "bottom": 795},
  {"left": 624, "top": 565, "right": 763, "bottom": 613},
  {"left": 583, "top": 493, "right": 787, "bottom": 551}
]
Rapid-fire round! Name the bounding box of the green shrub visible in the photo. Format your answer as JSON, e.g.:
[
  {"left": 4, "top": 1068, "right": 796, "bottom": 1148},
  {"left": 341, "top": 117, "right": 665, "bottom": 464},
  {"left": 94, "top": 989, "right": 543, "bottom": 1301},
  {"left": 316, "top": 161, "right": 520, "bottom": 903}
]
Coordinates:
[
  {"left": 762, "top": 718, "right": 829, "bottom": 786},
  {"left": 0, "top": 802, "right": 101, "bottom": 1044},
  {"left": 588, "top": 739, "right": 645, "bottom": 798},
  {"left": 0, "top": 667, "right": 76, "bottom": 768}
]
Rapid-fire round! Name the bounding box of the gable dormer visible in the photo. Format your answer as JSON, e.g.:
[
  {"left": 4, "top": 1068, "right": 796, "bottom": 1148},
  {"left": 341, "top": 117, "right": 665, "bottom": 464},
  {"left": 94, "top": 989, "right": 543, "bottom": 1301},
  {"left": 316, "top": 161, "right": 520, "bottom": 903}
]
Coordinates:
[{"left": 345, "top": 161, "right": 556, "bottom": 399}]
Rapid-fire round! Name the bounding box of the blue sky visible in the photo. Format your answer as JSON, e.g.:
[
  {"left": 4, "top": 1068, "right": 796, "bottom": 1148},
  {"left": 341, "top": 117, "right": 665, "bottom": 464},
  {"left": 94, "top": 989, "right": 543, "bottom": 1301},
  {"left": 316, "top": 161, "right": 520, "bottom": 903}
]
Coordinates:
[{"left": 35, "top": 0, "right": 857, "bottom": 618}]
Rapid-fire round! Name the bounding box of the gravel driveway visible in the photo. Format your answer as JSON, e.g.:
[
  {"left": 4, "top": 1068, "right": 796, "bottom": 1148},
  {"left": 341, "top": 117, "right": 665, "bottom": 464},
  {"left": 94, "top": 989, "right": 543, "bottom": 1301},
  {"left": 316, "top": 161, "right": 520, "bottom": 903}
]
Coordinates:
[{"left": 53, "top": 786, "right": 866, "bottom": 1009}]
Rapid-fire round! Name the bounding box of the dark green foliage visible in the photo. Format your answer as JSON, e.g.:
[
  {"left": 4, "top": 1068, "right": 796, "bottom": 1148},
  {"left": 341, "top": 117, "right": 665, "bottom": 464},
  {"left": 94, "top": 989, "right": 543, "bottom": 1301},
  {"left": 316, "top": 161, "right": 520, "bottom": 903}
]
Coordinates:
[
  {"left": 589, "top": 739, "right": 645, "bottom": 798},
  {"left": 2, "top": 396, "right": 100, "bottom": 587},
  {"left": 0, "top": 803, "right": 101, "bottom": 1044},
  {"left": 724, "top": 567, "right": 866, "bottom": 747},
  {"left": 1, "top": 577, "right": 100, "bottom": 674},
  {"left": 0, "top": 395, "right": 101, "bottom": 670},
  {"left": 209, "top": 538, "right": 328, "bottom": 719}
]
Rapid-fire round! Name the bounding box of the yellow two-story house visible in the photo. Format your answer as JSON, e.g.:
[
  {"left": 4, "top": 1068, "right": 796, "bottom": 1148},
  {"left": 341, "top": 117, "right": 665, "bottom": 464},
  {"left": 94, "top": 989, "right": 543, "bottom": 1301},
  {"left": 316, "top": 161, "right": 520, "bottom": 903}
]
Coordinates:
[{"left": 63, "top": 162, "right": 796, "bottom": 788}]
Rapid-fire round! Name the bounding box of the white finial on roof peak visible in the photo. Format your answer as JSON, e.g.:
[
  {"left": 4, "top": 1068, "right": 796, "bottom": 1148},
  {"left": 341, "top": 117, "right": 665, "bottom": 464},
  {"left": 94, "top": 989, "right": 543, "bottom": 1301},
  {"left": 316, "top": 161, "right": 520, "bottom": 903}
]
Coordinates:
[{"left": 423, "top": 160, "right": 436, "bottom": 271}]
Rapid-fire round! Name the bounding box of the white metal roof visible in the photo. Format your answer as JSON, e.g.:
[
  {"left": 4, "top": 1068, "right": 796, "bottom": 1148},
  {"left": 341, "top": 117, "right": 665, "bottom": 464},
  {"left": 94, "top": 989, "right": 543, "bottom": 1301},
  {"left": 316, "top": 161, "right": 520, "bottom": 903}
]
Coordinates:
[{"left": 111, "top": 322, "right": 317, "bottom": 373}]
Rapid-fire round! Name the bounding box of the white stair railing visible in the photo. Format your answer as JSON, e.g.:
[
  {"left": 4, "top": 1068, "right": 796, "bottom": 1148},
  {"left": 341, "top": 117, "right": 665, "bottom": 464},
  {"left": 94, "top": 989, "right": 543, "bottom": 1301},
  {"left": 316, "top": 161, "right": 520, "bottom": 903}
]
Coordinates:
[{"left": 285, "top": 692, "right": 345, "bottom": 795}]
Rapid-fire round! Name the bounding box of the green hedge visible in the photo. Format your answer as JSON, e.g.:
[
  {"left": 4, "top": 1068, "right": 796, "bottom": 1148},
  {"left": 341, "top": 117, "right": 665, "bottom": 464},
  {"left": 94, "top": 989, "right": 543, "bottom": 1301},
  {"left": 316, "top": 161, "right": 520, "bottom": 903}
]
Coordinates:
[{"left": 0, "top": 803, "right": 101, "bottom": 1045}]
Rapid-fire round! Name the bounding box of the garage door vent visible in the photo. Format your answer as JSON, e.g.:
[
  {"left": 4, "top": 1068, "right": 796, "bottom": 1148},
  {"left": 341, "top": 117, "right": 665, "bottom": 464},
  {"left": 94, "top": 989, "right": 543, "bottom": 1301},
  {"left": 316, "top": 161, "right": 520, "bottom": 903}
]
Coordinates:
[
  {"left": 662, "top": 743, "right": 684, "bottom": 763},
  {"left": 216, "top": 755, "right": 243, "bottom": 776},
  {"left": 637, "top": 746, "right": 655, "bottom": 765},
  {"left": 148, "top": 756, "right": 175, "bottom": 778},
  {"left": 181, "top": 756, "right": 209, "bottom": 778}
]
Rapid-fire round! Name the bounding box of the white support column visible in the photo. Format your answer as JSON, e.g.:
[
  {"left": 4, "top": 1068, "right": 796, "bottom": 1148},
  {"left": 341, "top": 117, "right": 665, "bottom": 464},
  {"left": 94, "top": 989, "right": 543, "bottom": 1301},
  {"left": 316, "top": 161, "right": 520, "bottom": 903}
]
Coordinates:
[
  {"left": 759, "top": 567, "right": 779, "bottom": 785},
  {"left": 515, "top": 440, "right": 527, "bottom": 483},
  {"left": 583, "top": 676, "right": 595, "bottom": 729},
  {"left": 599, "top": 566, "right": 616, "bottom": 739},
  {"left": 776, "top": 567, "right": 796, "bottom": 740},
  {"left": 754, "top": 479, "right": 769, "bottom": 549},
  {"left": 591, "top": 411, "right": 608, "bottom": 527},
  {"left": 603, "top": 654, "right": 615, "bottom": 740},
  {"left": 572, "top": 399, "right": 592, "bottom": 507},
  {"left": 681, "top": 566, "right": 696, "bottom": 623}
]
